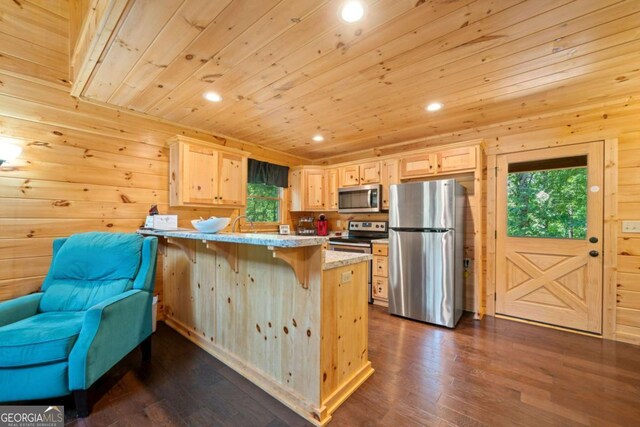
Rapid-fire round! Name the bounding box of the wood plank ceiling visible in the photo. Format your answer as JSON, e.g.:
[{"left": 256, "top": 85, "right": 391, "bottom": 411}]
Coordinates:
[{"left": 78, "top": 0, "right": 640, "bottom": 160}]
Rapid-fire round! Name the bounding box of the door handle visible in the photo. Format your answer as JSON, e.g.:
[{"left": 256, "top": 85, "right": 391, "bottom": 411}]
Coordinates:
[{"left": 589, "top": 250, "right": 599, "bottom": 257}]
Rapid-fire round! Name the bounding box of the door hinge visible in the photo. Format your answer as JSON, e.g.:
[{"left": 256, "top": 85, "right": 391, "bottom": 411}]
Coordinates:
[
  {"left": 494, "top": 294, "right": 497, "bottom": 302},
  {"left": 495, "top": 167, "right": 498, "bottom": 177},
  {"left": 495, "top": 230, "right": 497, "bottom": 239}
]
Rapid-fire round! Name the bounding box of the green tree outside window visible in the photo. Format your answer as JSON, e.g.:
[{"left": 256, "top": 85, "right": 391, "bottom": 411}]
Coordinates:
[
  {"left": 507, "top": 167, "right": 587, "bottom": 239},
  {"left": 246, "top": 183, "right": 281, "bottom": 223}
]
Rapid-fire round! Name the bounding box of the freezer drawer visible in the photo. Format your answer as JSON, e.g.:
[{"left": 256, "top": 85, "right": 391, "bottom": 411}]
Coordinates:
[{"left": 388, "top": 229, "right": 463, "bottom": 327}]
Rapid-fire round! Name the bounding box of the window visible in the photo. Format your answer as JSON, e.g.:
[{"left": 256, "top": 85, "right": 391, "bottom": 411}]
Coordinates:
[
  {"left": 507, "top": 156, "right": 587, "bottom": 239},
  {"left": 246, "top": 183, "right": 282, "bottom": 223}
]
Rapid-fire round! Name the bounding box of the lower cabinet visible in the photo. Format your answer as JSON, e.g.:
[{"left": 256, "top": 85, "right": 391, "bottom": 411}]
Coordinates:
[{"left": 372, "top": 243, "right": 389, "bottom": 306}]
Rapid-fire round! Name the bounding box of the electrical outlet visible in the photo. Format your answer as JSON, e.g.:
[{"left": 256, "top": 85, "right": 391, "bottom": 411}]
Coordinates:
[
  {"left": 622, "top": 221, "right": 640, "bottom": 233},
  {"left": 341, "top": 271, "right": 352, "bottom": 283}
]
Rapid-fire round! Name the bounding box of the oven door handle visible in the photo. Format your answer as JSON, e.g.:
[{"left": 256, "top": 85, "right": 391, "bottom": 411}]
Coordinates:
[{"left": 329, "top": 242, "right": 372, "bottom": 249}]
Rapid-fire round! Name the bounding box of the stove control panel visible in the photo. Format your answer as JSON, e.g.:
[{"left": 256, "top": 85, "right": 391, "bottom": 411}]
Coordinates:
[{"left": 348, "top": 221, "right": 388, "bottom": 232}]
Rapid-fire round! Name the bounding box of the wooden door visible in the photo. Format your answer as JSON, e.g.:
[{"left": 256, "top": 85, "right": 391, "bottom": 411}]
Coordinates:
[
  {"left": 495, "top": 142, "right": 604, "bottom": 333},
  {"left": 185, "top": 144, "right": 218, "bottom": 205},
  {"left": 305, "top": 169, "right": 325, "bottom": 210},
  {"left": 437, "top": 146, "right": 476, "bottom": 173},
  {"left": 359, "top": 162, "right": 380, "bottom": 184},
  {"left": 217, "top": 152, "right": 246, "bottom": 206},
  {"left": 399, "top": 153, "right": 436, "bottom": 179},
  {"left": 326, "top": 168, "right": 339, "bottom": 210},
  {"left": 380, "top": 159, "right": 398, "bottom": 209},
  {"left": 340, "top": 165, "right": 360, "bottom": 186}
]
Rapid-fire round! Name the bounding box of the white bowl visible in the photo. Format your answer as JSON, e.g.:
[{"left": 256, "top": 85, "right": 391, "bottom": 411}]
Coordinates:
[{"left": 191, "top": 217, "right": 231, "bottom": 234}]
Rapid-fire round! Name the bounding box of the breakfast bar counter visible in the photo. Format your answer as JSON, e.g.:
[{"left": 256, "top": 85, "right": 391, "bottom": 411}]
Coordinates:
[{"left": 138, "top": 230, "right": 373, "bottom": 425}]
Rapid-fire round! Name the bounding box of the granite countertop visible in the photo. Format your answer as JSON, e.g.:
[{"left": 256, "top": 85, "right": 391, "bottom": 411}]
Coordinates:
[
  {"left": 138, "top": 229, "right": 329, "bottom": 248},
  {"left": 323, "top": 251, "right": 372, "bottom": 270},
  {"left": 371, "top": 238, "right": 389, "bottom": 244}
]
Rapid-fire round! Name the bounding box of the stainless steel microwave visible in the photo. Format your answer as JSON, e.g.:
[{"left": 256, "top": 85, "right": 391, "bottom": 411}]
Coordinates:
[{"left": 338, "top": 184, "right": 381, "bottom": 213}]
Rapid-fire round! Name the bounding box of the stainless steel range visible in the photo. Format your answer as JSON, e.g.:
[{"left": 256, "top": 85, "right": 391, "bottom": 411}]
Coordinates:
[{"left": 328, "top": 220, "right": 388, "bottom": 303}]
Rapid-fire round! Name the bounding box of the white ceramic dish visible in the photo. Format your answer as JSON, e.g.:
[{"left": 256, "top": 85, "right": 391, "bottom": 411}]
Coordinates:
[{"left": 191, "top": 217, "right": 231, "bottom": 234}]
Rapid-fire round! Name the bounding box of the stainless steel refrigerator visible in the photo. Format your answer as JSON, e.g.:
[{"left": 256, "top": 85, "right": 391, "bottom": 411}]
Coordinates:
[{"left": 388, "top": 179, "right": 465, "bottom": 328}]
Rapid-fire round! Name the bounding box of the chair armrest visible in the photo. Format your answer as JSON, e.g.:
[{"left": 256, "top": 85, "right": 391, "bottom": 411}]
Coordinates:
[
  {"left": 68, "top": 289, "right": 153, "bottom": 390},
  {"left": 133, "top": 237, "right": 158, "bottom": 292},
  {"left": 0, "top": 293, "right": 43, "bottom": 327}
]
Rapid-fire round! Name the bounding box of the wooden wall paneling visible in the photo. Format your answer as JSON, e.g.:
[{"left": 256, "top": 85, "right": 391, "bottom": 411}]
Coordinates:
[
  {"left": 473, "top": 145, "right": 485, "bottom": 318},
  {"left": 486, "top": 154, "right": 497, "bottom": 316},
  {"left": 603, "top": 138, "right": 618, "bottom": 339}
]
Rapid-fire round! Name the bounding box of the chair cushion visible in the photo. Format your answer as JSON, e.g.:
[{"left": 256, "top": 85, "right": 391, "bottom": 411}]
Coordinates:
[
  {"left": 40, "top": 232, "right": 144, "bottom": 312},
  {"left": 0, "top": 311, "right": 85, "bottom": 368}
]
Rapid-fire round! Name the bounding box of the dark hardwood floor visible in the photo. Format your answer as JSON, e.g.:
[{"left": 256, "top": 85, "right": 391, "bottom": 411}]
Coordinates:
[{"left": 61, "top": 306, "right": 640, "bottom": 426}]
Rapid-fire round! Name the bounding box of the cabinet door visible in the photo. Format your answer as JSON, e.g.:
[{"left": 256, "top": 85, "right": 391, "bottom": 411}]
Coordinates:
[
  {"left": 185, "top": 144, "right": 218, "bottom": 205},
  {"left": 374, "top": 255, "right": 388, "bottom": 278},
  {"left": 359, "top": 162, "right": 380, "bottom": 184},
  {"left": 437, "top": 146, "right": 476, "bottom": 173},
  {"left": 373, "top": 277, "right": 388, "bottom": 300},
  {"left": 305, "top": 169, "right": 325, "bottom": 210},
  {"left": 326, "top": 168, "right": 339, "bottom": 210},
  {"left": 340, "top": 165, "right": 360, "bottom": 187},
  {"left": 217, "top": 152, "right": 246, "bottom": 206},
  {"left": 399, "top": 154, "right": 436, "bottom": 179},
  {"left": 380, "top": 159, "right": 398, "bottom": 209}
]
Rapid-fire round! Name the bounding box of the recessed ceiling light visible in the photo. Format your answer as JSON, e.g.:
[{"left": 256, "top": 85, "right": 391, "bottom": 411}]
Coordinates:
[
  {"left": 312, "top": 134, "right": 324, "bottom": 142},
  {"left": 203, "top": 91, "right": 222, "bottom": 102},
  {"left": 426, "top": 102, "right": 443, "bottom": 112},
  {"left": 340, "top": 1, "right": 365, "bottom": 23}
]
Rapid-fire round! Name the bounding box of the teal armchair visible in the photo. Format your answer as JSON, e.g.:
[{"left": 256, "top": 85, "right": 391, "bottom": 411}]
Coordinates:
[{"left": 0, "top": 232, "right": 158, "bottom": 416}]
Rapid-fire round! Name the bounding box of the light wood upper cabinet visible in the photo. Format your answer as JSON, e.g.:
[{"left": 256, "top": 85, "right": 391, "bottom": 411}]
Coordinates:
[
  {"left": 305, "top": 169, "right": 326, "bottom": 210},
  {"left": 290, "top": 167, "right": 327, "bottom": 211},
  {"left": 400, "top": 154, "right": 437, "bottom": 179},
  {"left": 359, "top": 162, "right": 380, "bottom": 184},
  {"left": 340, "top": 162, "right": 380, "bottom": 186},
  {"left": 217, "top": 151, "right": 247, "bottom": 206},
  {"left": 340, "top": 165, "right": 360, "bottom": 186},
  {"left": 380, "top": 159, "right": 399, "bottom": 209},
  {"left": 168, "top": 136, "right": 248, "bottom": 207},
  {"left": 326, "top": 168, "right": 339, "bottom": 210},
  {"left": 437, "top": 146, "right": 477, "bottom": 173},
  {"left": 399, "top": 146, "right": 477, "bottom": 179}
]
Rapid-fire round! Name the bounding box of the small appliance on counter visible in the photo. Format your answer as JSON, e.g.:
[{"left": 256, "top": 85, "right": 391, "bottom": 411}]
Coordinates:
[
  {"left": 297, "top": 216, "right": 317, "bottom": 235},
  {"left": 316, "top": 213, "right": 328, "bottom": 236}
]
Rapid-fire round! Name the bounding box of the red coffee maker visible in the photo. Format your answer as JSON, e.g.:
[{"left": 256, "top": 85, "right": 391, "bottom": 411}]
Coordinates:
[{"left": 316, "top": 213, "right": 328, "bottom": 236}]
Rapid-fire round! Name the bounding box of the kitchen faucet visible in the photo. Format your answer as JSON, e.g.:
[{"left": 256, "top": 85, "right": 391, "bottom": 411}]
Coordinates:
[{"left": 231, "top": 215, "right": 256, "bottom": 233}]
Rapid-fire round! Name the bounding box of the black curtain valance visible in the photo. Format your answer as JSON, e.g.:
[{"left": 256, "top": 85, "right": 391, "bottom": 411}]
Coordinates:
[{"left": 248, "top": 159, "right": 289, "bottom": 188}]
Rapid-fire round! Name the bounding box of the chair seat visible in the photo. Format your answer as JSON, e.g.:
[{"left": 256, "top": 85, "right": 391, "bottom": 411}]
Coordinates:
[{"left": 0, "top": 312, "right": 85, "bottom": 368}]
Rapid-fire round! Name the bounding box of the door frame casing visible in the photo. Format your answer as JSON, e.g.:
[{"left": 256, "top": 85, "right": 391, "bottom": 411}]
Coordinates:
[{"left": 485, "top": 139, "right": 618, "bottom": 339}]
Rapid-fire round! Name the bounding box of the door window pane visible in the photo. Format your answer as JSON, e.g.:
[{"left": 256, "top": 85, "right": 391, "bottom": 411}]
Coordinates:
[{"left": 507, "top": 161, "right": 587, "bottom": 239}]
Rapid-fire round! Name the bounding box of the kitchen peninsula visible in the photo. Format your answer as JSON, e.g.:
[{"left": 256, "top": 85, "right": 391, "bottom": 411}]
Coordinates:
[{"left": 138, "top": 230, "right": 373, "bottom": 426}]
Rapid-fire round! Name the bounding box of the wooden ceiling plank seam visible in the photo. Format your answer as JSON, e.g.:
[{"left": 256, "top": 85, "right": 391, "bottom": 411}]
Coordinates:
[
  {"left": 229, "top": 0, "right": 622, "bottom": 142},
  {"left": 175, "top": 0, "right": 441, "bottom": 126},
  {"left": 148, "top": 0, "right": 349, "bottom": 122},
  {"left": 314, "top": 84, "right": 640, "bottom": 158},
  {"left": 0, "top": 71, "right": 310, "bottom": 164},
  {"left": 185, "top": 0, "right": 480, "bottom": 129},
  {"left": 318, "top": 97, "right": 640, "bottom": 162},
  {"left": 24, "top": 0, "right": 69, "bottom": 19},
  {"left": 276, "top": 30, "right": 637, "bottom": 145},
  {"left": 242, "top": 21, "right": 640, "bottom": 146},
  {"left": 0, "top": 53, "right": 70, "bottom": 87},
  {"left": 0, "top": 0, "right": 69, "bottom": 36},
  {"left": 126, "top": 0, "right": 284, "bottom": 112},
  {"left": 83, "top": 0, "right": 187, "bottom": 101},
  {"left": 0, "top": 32, "right": 68, "bottom": 74},
  {"left": 106, "top": 0, "right": 235, "bottom": 106},
  {"left": 0, "top": 2, "right": 68, "bottom": 55}
]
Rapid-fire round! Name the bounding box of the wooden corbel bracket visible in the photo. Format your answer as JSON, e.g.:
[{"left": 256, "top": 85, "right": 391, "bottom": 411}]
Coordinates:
[
  {"left": 268, "top": 246, "right": 308, "bottom": 289},
  {"left": 205, "top": 241, "right": 239, "bottom": 273},
  {"left": 164, "top": 237, "right": 196, "bottom": 263}
]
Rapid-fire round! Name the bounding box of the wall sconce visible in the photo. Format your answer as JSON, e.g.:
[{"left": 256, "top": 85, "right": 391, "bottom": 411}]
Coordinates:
[{"left": 0, "top": 139, "right": 22, "bottom": 166}]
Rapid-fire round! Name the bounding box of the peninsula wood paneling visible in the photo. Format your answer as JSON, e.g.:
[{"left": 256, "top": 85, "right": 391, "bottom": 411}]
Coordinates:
[
  {"left": 73, "top": 0, "right": 640, "bottom": 159},
  {"left": 0, "top": 3, "right": 306, "bottom": 305}
]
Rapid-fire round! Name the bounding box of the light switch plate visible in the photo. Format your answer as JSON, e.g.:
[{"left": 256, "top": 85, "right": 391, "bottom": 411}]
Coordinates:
[
  {"left": 341, "top": 271, "right": 352, "bottom": 283},
  {"left": 622, "top": 221, "right": 640, "bottom": 233}
]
